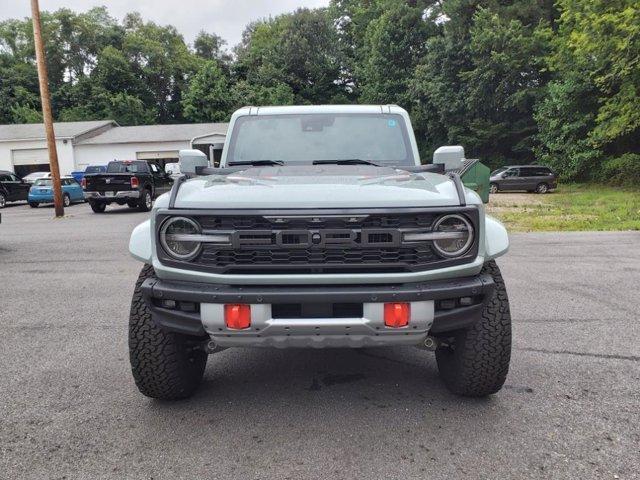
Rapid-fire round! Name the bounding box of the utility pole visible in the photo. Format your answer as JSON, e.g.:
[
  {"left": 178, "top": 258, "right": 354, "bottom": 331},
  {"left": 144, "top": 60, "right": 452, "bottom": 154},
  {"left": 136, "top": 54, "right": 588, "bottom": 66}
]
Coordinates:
[{"left": 30, "top": 0, "right": 64, "bottom": 217}]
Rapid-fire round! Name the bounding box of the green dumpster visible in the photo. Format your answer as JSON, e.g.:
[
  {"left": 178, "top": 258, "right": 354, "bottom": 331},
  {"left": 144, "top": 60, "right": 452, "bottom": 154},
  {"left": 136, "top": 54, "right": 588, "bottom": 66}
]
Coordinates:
[{"left": 455, "top": 158, "right": 490, "bottom": 203}]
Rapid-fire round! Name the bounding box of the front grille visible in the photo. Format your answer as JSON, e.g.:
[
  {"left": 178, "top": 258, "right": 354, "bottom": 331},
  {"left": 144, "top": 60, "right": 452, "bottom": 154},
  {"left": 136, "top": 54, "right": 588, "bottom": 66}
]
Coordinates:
[
  {"left": 199, "top": 213, "right": 438, "bottom": 230},
  {"left": 156, "top": 209, "right": 479, "bottom": 274},
  {"left": 198, "top": 244, "right": 437, "bottom": 274}
]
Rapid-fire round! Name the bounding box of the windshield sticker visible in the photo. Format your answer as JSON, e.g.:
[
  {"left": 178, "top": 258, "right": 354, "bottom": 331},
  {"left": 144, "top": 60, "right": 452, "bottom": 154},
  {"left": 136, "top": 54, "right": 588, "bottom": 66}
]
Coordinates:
[{"left": 387, "top": 119, "right": 397, "bottom": 127}]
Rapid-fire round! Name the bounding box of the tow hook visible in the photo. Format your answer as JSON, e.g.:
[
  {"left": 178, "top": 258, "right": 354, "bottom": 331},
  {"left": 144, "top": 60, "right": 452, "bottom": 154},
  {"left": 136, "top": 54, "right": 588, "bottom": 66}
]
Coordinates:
[
  {"left": 422, "top": 336, "right": 440, "bottom": 351},
  {"left": 195, "top": 339, "right": 225, "bottom": 354}
]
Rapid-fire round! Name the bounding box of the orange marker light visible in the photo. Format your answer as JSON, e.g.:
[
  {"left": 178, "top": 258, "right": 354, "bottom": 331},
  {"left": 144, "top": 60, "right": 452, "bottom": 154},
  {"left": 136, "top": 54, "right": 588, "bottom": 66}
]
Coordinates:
[
  {"left": 384, "top": 303, "right": 410, "bottom": 328},
  {"left": 225, "top": 304, "right": 251, "bottom": 330}
]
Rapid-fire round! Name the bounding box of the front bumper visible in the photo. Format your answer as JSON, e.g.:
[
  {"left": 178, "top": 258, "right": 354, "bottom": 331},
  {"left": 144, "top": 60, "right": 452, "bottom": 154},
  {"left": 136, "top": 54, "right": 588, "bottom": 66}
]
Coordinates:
[
  {"left": 84, "top": 190, "right": 140, "bottom": 200},
  {"left": 141, "top": 273, "right": 495, "bottom": 348}
]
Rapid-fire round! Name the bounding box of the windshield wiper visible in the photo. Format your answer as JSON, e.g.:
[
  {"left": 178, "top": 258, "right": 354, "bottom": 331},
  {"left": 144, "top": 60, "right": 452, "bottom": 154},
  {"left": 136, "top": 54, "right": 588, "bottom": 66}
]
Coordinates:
[
  {"left": 312, "top": 159, "right": 380, "bottom": 166},
  {"left": 228, "top": 160, "right": 285, "bottom": 166}
]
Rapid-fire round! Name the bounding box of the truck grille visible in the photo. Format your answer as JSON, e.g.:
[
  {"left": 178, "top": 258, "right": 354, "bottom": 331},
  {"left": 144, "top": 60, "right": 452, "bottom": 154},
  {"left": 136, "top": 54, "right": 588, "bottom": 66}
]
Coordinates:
[
  {"left": 198, "top": 244, "right": 437, "bottom": 273},
  {"left": 156, "top": 209, "right": 479, "bottom": 274},
  {"left": 198, "top": 213, "right": 437, "bottom": 230}
]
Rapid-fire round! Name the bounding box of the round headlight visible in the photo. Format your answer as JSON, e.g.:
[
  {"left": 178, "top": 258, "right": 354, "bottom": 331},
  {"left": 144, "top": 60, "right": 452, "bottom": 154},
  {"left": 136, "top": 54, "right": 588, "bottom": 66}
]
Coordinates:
[
  {"left": 432, "top": 214, "right": 474, "bottom": 257},
  {"left": 160, "top": 217, "right": 202, "bottom": 260}
]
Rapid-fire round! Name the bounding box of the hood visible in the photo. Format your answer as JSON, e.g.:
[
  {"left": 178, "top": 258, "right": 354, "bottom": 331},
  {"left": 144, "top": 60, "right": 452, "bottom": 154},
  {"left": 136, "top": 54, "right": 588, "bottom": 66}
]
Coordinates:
[{"left": 173, "top": 165, "right": 465, "bottom": 209}]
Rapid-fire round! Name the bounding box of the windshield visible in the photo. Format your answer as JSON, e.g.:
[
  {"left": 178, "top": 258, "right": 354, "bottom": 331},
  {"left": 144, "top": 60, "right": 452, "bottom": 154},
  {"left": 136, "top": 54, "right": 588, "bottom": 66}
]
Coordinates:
[
  {"left": 226, "top": 113, "right": 415, "bottom": 166},
  {"left": 106, "top": 161, "right": 147, "bottom": 173},
  {"left": 491, "top": 167, "right": 508, "bottom": 176},
  {"left": 34, "top": 179, "right": 52, "bottom": 186}
]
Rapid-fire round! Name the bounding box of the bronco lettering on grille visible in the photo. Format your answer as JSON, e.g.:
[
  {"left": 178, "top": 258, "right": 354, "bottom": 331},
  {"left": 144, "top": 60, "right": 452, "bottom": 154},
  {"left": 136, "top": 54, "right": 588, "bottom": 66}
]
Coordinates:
[{"left": 231, "top": 229, "right": 402, "bottom": 249}]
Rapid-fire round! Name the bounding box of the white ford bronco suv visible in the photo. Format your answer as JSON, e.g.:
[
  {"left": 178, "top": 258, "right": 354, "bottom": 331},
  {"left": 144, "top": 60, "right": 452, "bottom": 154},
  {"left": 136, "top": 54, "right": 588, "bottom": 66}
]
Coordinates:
[{"left": 128, "top": 105, "right": 511, "bottom": 400}]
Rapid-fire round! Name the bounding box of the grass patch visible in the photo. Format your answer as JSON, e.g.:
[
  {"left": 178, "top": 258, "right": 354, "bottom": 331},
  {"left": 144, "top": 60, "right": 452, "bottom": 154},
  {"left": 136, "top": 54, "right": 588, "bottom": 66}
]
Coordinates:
[{"left": 486, "top": 184, "right": 640, "bottom": 232}]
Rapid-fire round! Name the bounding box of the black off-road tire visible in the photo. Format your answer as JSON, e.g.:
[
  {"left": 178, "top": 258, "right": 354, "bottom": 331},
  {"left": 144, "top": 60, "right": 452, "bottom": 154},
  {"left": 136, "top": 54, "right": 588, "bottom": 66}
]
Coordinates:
[
  {"left": 435, "top": 260, "right": 511, "bottom": 397},
  {"left": 129, "top": 264, "right": 207, "bottom": 400},
  {"left": 138, "top": 189, "right": 152, "bottom": 212},
  {"left": 89, "top": 200, "right": 106, "bottom": 213}
]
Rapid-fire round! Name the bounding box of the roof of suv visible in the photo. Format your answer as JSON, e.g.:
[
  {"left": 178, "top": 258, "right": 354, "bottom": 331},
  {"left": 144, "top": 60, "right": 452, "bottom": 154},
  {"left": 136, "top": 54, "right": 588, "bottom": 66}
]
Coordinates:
[
  {"left": 235, "top": 105, "right": 407, "bottom": 116},
  {"left": 502, "top": 165, "right": 553, "bottom": 169}
]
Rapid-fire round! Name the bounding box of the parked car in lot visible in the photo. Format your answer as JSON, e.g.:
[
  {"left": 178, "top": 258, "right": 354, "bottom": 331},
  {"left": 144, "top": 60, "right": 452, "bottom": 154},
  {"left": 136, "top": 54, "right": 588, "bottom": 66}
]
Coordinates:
[
  {"left": 82, "top": 160, "right": 173, "bottom": 213},
  {"left": 71, "top": 165, "right": 107, "bottom": 184},
  {"left": 22, "top": 171, "right": 52, "bottom": 184},
  {"left": 28, "top": 177, "right": 84, "bottom": 208},
  {"left": 127, "top": 105, "right": 511, "bottom": 401},
  {"left": 0, "top": 171, "right": 30, "bottom": 208},
  {"left": 165, "top": 162, "right": 182, "bottom": 180},
  {"left": 489, "top": 165, "right": 557, "bottom": 194}
]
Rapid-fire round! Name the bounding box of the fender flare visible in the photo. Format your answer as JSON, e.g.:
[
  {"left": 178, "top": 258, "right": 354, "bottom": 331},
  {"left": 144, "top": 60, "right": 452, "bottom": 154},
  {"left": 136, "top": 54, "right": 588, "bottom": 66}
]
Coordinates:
[
  {"left": 129, "top": 219, "right": 152, "bottom": 263},
  {"left": 484, "top": 215, "right": 509, "bottom": 259}
]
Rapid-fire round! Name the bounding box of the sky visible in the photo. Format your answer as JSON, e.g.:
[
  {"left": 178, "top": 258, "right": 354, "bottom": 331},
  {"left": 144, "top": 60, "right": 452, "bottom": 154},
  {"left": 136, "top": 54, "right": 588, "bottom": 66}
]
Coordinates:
[{"left": 0, "top": 0, "right": 330, "bottom": 48}]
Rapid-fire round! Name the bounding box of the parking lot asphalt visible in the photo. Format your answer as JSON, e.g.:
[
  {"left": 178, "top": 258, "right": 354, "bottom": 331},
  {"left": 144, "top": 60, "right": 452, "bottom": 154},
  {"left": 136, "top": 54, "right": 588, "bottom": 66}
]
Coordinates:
[{"left": 1, "top": 201, "right": 639, "bottom": 479}]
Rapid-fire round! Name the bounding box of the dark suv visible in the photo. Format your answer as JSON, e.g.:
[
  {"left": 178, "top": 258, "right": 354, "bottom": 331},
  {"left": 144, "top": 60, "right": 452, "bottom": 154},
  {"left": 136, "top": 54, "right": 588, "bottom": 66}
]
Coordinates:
[
  {"left": 0, "top": 171, "right": 30, "bottom": 208},
  {"left": 489, "top": 165, "right": 557, "bottom": 194}
]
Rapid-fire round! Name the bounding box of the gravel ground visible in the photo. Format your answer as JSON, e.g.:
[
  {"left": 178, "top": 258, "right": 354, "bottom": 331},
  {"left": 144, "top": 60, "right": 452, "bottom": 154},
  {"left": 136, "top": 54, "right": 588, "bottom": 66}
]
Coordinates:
[{"left": 1, "top": 202, "right": 639, "bottom": 479}]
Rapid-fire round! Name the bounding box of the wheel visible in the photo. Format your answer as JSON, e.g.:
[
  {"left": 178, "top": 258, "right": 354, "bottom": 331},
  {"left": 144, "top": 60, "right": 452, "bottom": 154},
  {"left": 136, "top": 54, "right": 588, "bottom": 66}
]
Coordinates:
[
  {"left": 89, "top": 201, "right": 106, "bottom": 213},
  {"left": 535, "top": 183, "right": 549, "bottom": 194},
  {"left": 435, "top": 260, "right": 511, "bottom": 397},
  {"left": 489, "top": 183, "right": 498, "bottom": 194},
  {"left": 0, "top": 193, "right": 6, "bottom": 208},
  {"left": 129, "top": 265, "right": 208, "bottom": 400},
  {"left": 62, "top": 193, "right": 71, "bottom": 207},
  {"left": 29, "top": 202, "right": 39, "bottom": 208},
  {"left": 138, "top": 189, "right": 152, "bottom": 212},
  {"left": 127, "top": 199, "right": 138, "bottom": 208}
]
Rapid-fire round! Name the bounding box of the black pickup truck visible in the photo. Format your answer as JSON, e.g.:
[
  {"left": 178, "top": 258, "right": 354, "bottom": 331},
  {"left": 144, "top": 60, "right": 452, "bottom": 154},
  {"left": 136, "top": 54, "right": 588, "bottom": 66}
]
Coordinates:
[{"left": 82, "top": 160, "right": 173, "bottom": 213}]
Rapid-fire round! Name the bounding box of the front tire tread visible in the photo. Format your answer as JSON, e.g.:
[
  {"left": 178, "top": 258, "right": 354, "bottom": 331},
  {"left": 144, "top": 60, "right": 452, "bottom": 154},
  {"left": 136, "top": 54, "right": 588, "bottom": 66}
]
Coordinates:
[
  {"left": 129, "top": 265, "right": 207, "bottom": 400},
  {"left": 435, "top": 260, "right": 512, "bottom": 397}
]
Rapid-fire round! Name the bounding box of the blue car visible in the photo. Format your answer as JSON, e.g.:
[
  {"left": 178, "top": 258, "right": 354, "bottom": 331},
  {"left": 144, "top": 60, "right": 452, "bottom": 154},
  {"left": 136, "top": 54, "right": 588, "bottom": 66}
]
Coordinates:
[{"left": 28, "top": 177, "right": 85, "bottom": 208}]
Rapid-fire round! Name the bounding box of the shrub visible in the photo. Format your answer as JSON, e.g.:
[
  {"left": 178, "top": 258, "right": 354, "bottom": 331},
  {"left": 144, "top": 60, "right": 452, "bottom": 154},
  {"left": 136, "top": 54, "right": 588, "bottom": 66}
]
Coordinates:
[{"left": 602, "top": 154, "right": 640, "bottom": 187}]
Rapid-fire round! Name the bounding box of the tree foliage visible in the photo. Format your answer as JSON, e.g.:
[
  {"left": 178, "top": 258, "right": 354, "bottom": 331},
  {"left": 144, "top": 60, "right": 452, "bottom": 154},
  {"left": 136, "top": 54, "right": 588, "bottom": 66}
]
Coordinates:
[{"left": 0, "top": 1, "right": 637, "bottom": 183}]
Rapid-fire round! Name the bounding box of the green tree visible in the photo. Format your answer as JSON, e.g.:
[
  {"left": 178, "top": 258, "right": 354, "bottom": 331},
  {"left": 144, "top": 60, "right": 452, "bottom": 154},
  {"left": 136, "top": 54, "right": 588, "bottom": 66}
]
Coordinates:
[
  {"left": 459, "top": 9, "right": 552, "bottom": 165},
  {"left": 234, "top": 9, "right": 346, "bottom": 105},
  {"left": 0, "top": 55, "right": 40, "bottom": 123},
  {"left": 182, "top": 61, "right": 234, "bottom": 122},
  {"left": 534, "top": 74, "right": 601, "bottom": 179},
  {"left": 122, "top": 13, "right": 199, "bottom": 123},
  {"left": 411, "top": 1, "right": 555, "bottom": 164},
  {"left": 358, "top": 1, "right": 436, "bottom": 105},
  {"left": 231, "top": 80, "right": 294, "bottom": 107},
  {"left": 193, "top": 31, "right": 231, "bottom": 65},
  {"left": 535, "top": 0, "right": 639, "bottom": 181}
]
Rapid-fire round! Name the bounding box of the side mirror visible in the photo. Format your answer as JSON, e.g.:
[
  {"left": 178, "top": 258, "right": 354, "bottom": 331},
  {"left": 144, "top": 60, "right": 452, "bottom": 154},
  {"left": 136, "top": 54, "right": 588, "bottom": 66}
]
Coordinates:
[
  {"left": 433, "top": 145, "right": 465, "bottom": 172},
  {"left": 179, "top": 149, "right": 209, "bottom": 176},
  {"left": 501, "top": 173, "right": 507, "bottom": 178}
]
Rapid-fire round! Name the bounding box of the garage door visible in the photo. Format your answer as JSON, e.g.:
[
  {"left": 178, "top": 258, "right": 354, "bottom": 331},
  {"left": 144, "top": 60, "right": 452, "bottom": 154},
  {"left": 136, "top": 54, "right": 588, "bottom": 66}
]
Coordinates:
[
  {"left": 12, "top": 149, "right": 50, "bottom": 177},
  {"left": 136, "top": 151, "right": 179, "bottom": 160},
  {"left": 12, "top": 148, "right": 49, "bottom": 165}
]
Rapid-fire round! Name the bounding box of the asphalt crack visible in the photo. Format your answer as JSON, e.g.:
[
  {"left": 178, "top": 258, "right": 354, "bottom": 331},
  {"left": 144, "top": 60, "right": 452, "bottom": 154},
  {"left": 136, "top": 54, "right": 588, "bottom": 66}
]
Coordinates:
[
  {"left": 517, "top": 347, "right": 640, "bottom": 362},
  {"left": 515, "top": 317, "right": 604, "bottom": 324}
]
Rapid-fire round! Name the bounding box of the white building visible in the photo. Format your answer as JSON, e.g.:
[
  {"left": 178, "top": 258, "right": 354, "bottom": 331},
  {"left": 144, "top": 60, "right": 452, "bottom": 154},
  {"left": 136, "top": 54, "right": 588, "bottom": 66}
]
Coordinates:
[{"left": 0, "top": 121, "right": 229, "bottom": 177}]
